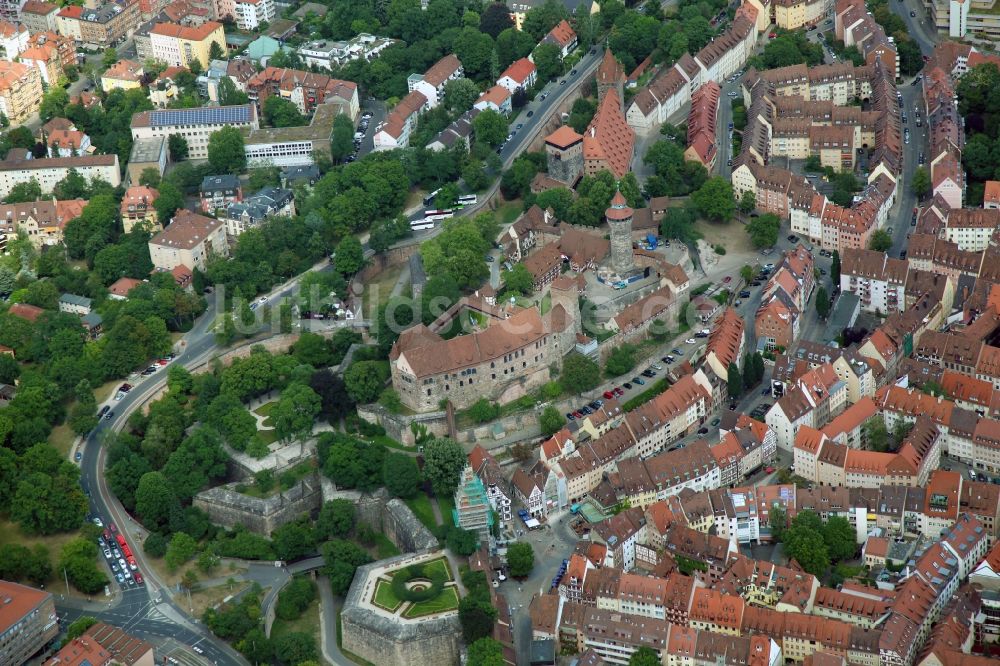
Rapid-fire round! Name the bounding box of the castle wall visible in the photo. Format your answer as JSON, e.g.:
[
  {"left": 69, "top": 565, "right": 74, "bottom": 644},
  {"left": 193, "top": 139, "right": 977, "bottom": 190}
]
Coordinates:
[{"left": 193, "top": 474, "right": 324, "bottom": 536}]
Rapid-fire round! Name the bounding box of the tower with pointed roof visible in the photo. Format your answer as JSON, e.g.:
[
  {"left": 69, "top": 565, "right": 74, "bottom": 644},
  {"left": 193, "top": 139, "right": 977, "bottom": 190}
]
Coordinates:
[
  {"left": 606, "top": 189, "right": 634, "bottom": 274},
  {"left": 596, "top": 48, "right": 625, "bottom": 106}
]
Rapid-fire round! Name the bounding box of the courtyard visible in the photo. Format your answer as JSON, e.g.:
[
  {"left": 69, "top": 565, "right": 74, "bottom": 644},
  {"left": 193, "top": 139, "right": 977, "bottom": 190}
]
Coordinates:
[{"left": 368, "top": 554, "right": 460, "bottom": 619}]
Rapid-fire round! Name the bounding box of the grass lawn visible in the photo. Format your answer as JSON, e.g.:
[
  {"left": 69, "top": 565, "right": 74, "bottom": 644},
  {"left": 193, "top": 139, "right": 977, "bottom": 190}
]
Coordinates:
[
  {"left": 402, "top": 586, "right": 460, "bottom": 618},
  {"left": 362, "top": 264, "right": 405, "bottom": 320},
  {"left": 253, "top": 401, "right": 277, "bottom": 427},
  {"left": 372, "top": 579, "right": 403, "bottom": 612},
  {"left": 49, "top": 424, "right": 77, "bottom": 457},
  {"left": 189, "top": 581, "right": 251, "bottom": 617},
  {"left": 403, "top": 494, "right": 438, "bottom": 531},
  {"left": 258, "top": 429, "right": 278, "bottom": 444},
  {"left": 497, "top": 201, "right": 522, "bottom": 225},
  {"left": 436, "top": 495, "right": 455, "bottom": 528},
  {"left": 0, "top": 520, "right": 85, "bottom": 596},
  {"left": 372, "top": 533, "right": 401, "bottom": 559},
  {"left": 270, "top": 594, "right": 321, "bottom": 656},
  {"left": 539, "top": 292, "right": 552, "bottom": 315}
]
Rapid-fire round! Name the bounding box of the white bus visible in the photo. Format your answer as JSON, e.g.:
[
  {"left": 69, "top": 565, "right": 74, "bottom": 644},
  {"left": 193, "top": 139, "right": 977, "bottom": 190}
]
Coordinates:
[
  {"left": 423, "top": 188, "right": 442, "bottom": 206},
  {"left": 411, "top": 219, "right": 435, "bottom": 231},
  {"left": 424, "top": 209, "right": 454, "bottom": 221},
  {"left": 457, "top": 194, "right": 477, "bottom": 206}
]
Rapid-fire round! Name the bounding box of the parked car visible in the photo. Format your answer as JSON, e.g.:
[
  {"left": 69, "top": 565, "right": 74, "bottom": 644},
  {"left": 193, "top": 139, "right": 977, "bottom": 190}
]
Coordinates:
[
  {"left": 612, "top": 387, "right": 624, "bottom": 396},
  {"left": 566, "top": 413, "right": 576, "bottom": 420},
  {"left": 603, "top": 390, "right": 615, "bottom": 400},
  {"left": 632, "top": 377, "right": 646, "bottom": 385},
  {"left": 685, "top": 338, "right": 697, "bottom": 344},
  {"left": 623, "top": 382, "right": 632, "bottom": 389}
]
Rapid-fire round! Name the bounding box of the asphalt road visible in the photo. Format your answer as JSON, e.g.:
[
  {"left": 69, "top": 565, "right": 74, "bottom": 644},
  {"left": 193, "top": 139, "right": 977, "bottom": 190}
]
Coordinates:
[{"left": 65, "top": 260, "right": 333, "bottom": 665}]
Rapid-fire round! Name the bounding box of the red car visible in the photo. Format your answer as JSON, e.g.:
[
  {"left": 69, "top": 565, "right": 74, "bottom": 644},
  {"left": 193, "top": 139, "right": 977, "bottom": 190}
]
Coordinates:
[
  {"left": 723, "top": 276, "right": 732, "bottom": 284},
  {"left": 603, "top": 390, "right": 614, "bottom": 400},
  {"left": 613, "top": 387, "right": 624, "bottom": 396},
  {"left": 765, "top": 466, "right": 776, "bottom": 474},
  {"left": 103, "top": 528, "right": 111, "bottom": 540},
  {"left": 122, "top": 545, "right": 132, "bottom": 558},
  {"left": 134, "top": 573, "right": 143, "bottom": 584}
]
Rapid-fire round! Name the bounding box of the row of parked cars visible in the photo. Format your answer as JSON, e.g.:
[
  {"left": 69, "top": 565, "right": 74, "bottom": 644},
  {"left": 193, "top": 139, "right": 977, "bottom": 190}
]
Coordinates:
[{"left": 94, "top": 518, "right": 144, "bottom": 587}]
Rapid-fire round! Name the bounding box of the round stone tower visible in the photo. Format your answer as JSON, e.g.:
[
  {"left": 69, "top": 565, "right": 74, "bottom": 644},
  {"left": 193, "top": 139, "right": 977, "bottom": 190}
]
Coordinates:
[{"left": 606, "top": 189, "right": 634, "bottom": 274}]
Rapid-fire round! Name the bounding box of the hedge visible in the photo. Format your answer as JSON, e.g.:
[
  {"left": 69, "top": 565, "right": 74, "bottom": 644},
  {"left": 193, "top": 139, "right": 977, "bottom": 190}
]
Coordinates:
[{"left": 390, "top": 564, "right": 447, "bottom": 602}]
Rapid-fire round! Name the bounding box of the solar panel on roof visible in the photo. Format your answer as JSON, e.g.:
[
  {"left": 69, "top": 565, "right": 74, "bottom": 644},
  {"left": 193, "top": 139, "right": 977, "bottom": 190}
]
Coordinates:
[{"left": 149, "top": 106, "right": 251, "bottom": 127}]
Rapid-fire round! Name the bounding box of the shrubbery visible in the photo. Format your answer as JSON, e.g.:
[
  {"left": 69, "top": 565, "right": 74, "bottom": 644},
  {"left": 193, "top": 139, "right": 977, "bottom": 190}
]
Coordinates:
[{"left": 390, "top": 563, "right": 447, "bottom": 602}]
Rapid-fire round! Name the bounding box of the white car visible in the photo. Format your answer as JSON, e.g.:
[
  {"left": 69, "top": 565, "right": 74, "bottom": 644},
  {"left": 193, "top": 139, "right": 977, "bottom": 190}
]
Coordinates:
[
  {"left": 103, "top": 549, "right": 112, "bottom": 559},
  {"left": 92, "top": 517, "right": 103, "bottom": 528},
  {"left": 192, "top": 646, "right": 205, "bottom": 655},
  {"left": 685, "top": 338, "right": 697, "bottom": 344},
  {"left": 258, "top": 296, "right": 268, "bottom": 304}
]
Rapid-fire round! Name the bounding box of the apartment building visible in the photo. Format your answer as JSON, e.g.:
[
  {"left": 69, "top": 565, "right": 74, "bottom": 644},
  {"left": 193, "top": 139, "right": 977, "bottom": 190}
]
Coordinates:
[
  {"left": 685, "top": 81, "right": 720, "bottom": 170},
  {"left": 0, "top": 580, "right": 58, "bottom": 666},
  {"left": 0, "top": 154, "right": 119, "bottom": 199},
  {"left": 59, "top": 0, "right": 142, "bottom": 50},
  {"left": 373, "top": 90, "right": 427, "bottom": 150},
  {"left": 0, "top": 60, "right": 42, "bottom": 125},
  {"left": 840, "top": 248, "right": 908, "bottom": 314},
  {"left": 101, "top": 58, "right": 143, "bottom": 91},
  {"left": 0, "top": 21, "right": 28, "bottom": 60},
  {"left": 246, "top": 66, "right": 359, "bottom": 117},
  {"left": 406, "top": 54, "right": 463, "bottom": 109},
  {"left": 131, "top": 104, "right": 259, "bottom": 159},
  {"left": 215, "top": 0, "right": 274, "bottom": 31},
  {"left": 147, "top": 208, "right": 227, "bottom": 271},
  {"left": 19, "top": 32, "right": 75, "bottom": 88},
  {"left": 120, "top": 185, "right": 159, "bottom": 233},
  {"left": 296, "top": 33, "right": 399, "bottom": 71},
  {"left": 0, "top": 197, "right": 86, "bottom": 247},
  {"left": 43, "top": 622, "right": 153, "bottom": 666},
  {"left": 148, "top": 20, "right": 225, "bottom": 69},
  {"left": 19, "top": 1, "right": 61, "bottom": 34}
]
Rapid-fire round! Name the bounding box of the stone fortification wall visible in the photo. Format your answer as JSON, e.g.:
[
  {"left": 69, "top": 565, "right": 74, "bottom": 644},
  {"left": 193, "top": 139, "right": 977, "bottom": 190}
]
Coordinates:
[{"left": 193, "top": 473, "right": 323, "bottom": 536}]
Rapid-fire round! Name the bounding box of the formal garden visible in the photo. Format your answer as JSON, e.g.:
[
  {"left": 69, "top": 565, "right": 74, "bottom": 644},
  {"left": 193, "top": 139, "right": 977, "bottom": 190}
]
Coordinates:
[{"left": 370, "top": 556, "right": 460, "bottom": 618}]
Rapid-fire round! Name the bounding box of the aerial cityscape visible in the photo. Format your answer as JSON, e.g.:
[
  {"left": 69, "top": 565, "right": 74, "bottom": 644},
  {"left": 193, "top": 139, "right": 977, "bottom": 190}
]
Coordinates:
[{"left": 0, "top": 0, "right": 999, "bottom": 665}]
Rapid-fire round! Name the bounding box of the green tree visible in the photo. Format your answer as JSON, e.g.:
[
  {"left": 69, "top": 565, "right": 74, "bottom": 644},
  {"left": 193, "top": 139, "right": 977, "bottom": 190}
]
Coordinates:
[
  {"left": 272, "top": 519, "right": 317, "bottom": 561},
  {"left": 322, "top": 538, "right": 372, "bottom": 596},
  {"left": 383, "top": 452, "right": 420, "bottom": 498},
  {"left": 453, "top": 26, "right": 496, "bottom": 81},
  {"left": 207, "top": 126, "right": 247, "bottom": 173},
  {"left": 496, "top": 28, "right": 535, "bottom": 70},
  {"left": 629, "top": 647, "right": 661, "bottom": 666},
  {"left": 139, "top": 167, "right": 161, "bottom": 187},
  {"left": 912, "top": 166, "right": 930, "bottom": 198},
  {"left": 273, "top": 632, "right": 317, "bottom": 666},
  {"left": 168, "top": 134, "right": 189, "bottom": 161},
  {"left": 769, "top": 504, "right": 787, "bottom": 542},
  {"left": 135, "top": 471, "right": 180, "bottom": 530},
  {"left": 815, "top": 286, "right": 831, "bottom": 320},
  {"left": 330, "top": 114, "right": 355, "bottom": 162},
  {"left": 869, "top": 229, "right": 892, "bottom": 252},
  {"left": 605, "top": 344, "right": 636, "bottom": 377},
  {"left": 691, "top": 177, "right": 735, "bottom": 222},
  {"left": 740, "top": 265, "right": 755, "bottom": 284},
  {"left": 59, "top": 538, "right": 108, "bottom": 594},
  {"left": 272, "top": 383, "right": 321, "bottom": 443},
  {"left": 473, "top": 108, "right": 508, "bottom": 148},
  {"left": 467, "top": 637, "right": 505, "bottom": 666},
  {"left": 444, "top": 78, "right": 481, "bottom": 116},
  {"left": 480, "top": 2, "right": 514, "bottom": 37},
  {"left": 540, "top": 406, "right": 564, "bottom": 437},
  {"left": 446, "top": 526, "right": 480, "bottom": 556},
  {"left": 531, "top": 43, "right": 563, "bottom": 81},
  {"left": 343, "top": 360, "right": 389, "bottom": 404},
  {"left": 315, "top": 499, "right": 355, "bottom": 539},
  {"left": 502, "top": 263, "right": 534, "bottom": 296},
  {"left": 144, "top": 532, "right": 168, "bottom": 558},
  {"left": 459, "top": 594, "right": 498, "bottom": 643},
  {"left": 822, "top": 515, "right": 857, "bottom": 561},
  {"left": 784, "top": 523, "right": 831, "bottom": 576},
  {"left": 165, "top": 532, "right": 198, "bottom": 572},
  {"left": 154, "top": 180, "right": 185, "bottom": 223},
  {"left": 209, "top": 40, "right": 225, "bottom": 61},
  {"left": 68, "top": 379, "right": 98, "bottom": 435},
  {"left": 507, "top": 541, "right": 534, "bottom": 577},
  {"left": 334, "top": 235, "right": 364, "bottom": 276},
  {"left": 217, "top": 77, "right": 249, "bottom": 105},
  {"left": 739, "top": 189, "right": 756, "bottom": 214},
  {"left": 64, "top": 617, "right": 99, "bottom": 643},
  {"left": 567, "top": 97, "right": 596, "bottom": 134},
  {"left": 727, "top": 362, "right": 743, "bottom": 400},
  {"left": 102, "top": 47, "right": 118, "bottom": 68},
  {"left": 264, "top": 96, "right": 306, "bottom": 128},
  {"left": 423, "top": 437, "right": 466, "bottom": 497},
  {"left": 39, "top": 86, "right": 69, "bottom": 122},
  {"left": 5, "top": 179, "right": 42, "bottom": 204},
  {"left": 522, "top": 0, "right": 567, "bottom": 40},
  {"left": 745, "top": 213, "right": 781, "bottom": 249},
  {"left": 561, "top": 353, "right": 600, "bottom": 394}
]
